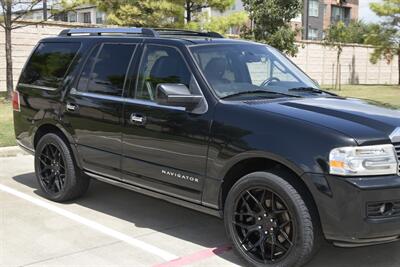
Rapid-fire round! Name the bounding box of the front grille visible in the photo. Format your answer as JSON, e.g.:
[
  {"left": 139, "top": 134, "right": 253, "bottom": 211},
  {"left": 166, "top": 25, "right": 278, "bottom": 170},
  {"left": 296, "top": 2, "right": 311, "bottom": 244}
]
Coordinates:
[
  {"left": 394, "top": 143, "right": 400, "bottom": 174},
  {"left": 367, "top": 201, "right": 400, "bottom": 219}
]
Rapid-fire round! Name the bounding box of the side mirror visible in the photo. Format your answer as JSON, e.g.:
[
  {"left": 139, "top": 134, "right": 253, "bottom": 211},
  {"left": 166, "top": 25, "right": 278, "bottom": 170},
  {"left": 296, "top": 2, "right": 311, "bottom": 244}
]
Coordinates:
[{"left": 155, "top": 83, "right": 203, "bottom": 110}]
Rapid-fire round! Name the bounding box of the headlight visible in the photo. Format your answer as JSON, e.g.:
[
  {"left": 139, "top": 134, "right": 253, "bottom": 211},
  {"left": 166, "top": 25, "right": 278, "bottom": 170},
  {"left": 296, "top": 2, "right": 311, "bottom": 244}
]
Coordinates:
[{"left": 329, "top": 144, "right": 398, "bottom": 176}]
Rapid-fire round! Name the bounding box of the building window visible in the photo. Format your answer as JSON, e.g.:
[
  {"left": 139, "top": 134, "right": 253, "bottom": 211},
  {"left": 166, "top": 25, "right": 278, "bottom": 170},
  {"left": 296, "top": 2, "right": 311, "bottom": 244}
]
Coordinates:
[
  {"left": 96, "top": 12, "right": 104, "bottom": 24},
  {"left": 331, "top": 6, "right": 351, "bottom": 25},
  {"left": 308, "top": 28, "right": 319, "bottom": 40},
  {"left": 309, "top": 0, "right": 319, "bottom": 17},
  {"left": 68, "top": 12, "right": 76, "bottom": 23},
  {"left": 83, "top": 12, "right": 91, "bottom": 24}
]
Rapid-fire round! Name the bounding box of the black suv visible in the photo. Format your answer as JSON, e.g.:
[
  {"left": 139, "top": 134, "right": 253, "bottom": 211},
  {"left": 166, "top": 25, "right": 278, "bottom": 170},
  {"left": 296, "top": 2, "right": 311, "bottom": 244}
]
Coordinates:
[{"left": 13, "top": 28, "right": 400, "bottom": 267}]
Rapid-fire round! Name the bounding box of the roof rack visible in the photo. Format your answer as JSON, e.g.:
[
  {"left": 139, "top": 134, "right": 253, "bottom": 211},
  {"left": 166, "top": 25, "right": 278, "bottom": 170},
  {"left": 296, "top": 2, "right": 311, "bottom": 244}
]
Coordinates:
[
  {"left": 58, "top": 27, "right": 224, "bottom": 39},
  {"left": 154, "top": 28, "right": 223, "bottom": 38},
  {"left": 59, "top": 28, "right": 159, "bottom": 37}
]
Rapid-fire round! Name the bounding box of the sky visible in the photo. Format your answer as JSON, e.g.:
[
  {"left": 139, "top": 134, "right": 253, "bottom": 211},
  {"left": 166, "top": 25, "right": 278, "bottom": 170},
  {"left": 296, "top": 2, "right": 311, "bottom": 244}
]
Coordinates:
[{"left": 359, "top": 0, "right": 383, "bottom": 23}]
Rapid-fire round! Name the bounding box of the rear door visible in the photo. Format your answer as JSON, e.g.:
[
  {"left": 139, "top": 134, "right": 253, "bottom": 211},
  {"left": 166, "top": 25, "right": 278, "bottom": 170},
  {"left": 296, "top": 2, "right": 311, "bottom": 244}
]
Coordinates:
[{"left": 64, "top": 41, "right": 139, "bottom": 179}]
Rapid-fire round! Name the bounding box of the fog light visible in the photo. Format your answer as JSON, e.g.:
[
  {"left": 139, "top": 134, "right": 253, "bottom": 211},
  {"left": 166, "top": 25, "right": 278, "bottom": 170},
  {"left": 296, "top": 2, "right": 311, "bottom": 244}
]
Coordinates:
[{"left": 379, "top": 203, "right": 394, "bottom": 215}]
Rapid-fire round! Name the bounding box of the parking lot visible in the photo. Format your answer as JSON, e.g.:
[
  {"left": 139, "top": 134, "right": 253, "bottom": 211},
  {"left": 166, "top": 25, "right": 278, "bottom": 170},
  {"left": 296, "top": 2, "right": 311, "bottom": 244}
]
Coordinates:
[{"left": 1, "top": 155, "right": 400, "bottom": 267}]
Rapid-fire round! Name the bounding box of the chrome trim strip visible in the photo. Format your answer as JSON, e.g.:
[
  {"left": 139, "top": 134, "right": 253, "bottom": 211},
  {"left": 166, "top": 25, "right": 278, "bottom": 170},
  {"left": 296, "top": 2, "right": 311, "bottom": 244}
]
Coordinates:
[
  {"left": 70, "top": 89, "right": 186, "bottom": 111},
  {"left": 390, "top": 127, "right": 400, "bottom": 143},
  {"left": 19, "top": 83, "right": 57, "bottom": 91}
]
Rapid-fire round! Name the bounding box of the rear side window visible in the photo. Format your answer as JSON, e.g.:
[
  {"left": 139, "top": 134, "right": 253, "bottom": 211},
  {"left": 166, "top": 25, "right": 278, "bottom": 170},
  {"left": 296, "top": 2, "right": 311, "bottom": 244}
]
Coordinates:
[
  {"left": 20, "top": 42, "right": 80, "bottom": 89},
  {"left": 77, "top": 43, "right": 136, "bottom": 97}
]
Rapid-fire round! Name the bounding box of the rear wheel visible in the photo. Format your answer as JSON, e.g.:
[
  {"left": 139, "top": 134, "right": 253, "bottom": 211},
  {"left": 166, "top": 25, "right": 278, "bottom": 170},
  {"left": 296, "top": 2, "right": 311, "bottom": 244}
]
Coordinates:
[
  {"left": 35, "top": 133, "right": 90, "bottom": 202},
  {"left": 224, "top": 172, "right": 318, "bottom": 267}
]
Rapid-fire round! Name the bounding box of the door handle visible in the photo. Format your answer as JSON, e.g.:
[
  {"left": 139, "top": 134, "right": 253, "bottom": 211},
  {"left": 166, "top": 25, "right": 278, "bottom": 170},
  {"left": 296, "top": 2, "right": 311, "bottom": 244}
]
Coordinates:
[
  {"left": 66, "top": 103, "right": 78, "bottom": 112},
  {"left": 130, "top": 113, "right": 146, "bottom": 125}
]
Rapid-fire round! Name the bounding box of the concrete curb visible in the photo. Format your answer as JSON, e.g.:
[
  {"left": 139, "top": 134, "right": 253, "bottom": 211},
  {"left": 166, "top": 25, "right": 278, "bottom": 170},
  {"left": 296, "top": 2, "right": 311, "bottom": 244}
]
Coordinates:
[{"left": 0, "top": 146, "right": 29, "bottom": 158}]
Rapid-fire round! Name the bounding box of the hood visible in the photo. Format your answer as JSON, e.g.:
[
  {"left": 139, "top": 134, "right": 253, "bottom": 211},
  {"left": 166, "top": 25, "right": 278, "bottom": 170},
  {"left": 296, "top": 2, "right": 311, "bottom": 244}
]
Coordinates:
[{"left": 245, "top": 97, "right": 400, "bottom": 145}]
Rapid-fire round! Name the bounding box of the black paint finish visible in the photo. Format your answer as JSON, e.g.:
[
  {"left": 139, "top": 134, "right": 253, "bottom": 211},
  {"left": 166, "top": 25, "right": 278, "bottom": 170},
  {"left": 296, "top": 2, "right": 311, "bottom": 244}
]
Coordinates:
[{"left": 13, "top": 34, "right": 400, "bottom": 245}]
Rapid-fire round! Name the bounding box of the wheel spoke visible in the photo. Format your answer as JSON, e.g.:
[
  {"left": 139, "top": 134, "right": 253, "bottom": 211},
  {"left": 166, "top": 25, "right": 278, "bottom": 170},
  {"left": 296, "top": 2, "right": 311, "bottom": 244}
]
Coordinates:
[
  {"left": 241, "top": 196, "right": 253, "bottom": 212},
  {"left": 259, "top": 236, "right": 267, "bottom": 262},
  {"left": 234, "top": 211, "right": 256, "bottom": 217},
  {"left": 40, "top": 166, "right": 51, "bottom": 174},
  {"left": 275, "top": 241, "right": 288, "bottom": 252},
  {"left": 233, "top": 221, "right": 255, "bottom": 230},
  {"left": 54, "top": 177, "right": 61, "bottom": 192},
  {"left": 279, "top": 220, "right": 290, "bottom": 230},
  {"left": 270, "top": 241, "right": 275, "bottom": 261},
  {"left": 279, "top": 229, "right": 293, "bottom": 246},
  {"left": 246, "top": 190, "right": 264, "bottom": 212},
  {"left": 270, "top": 193, "right": 276, "bottom": 212}
]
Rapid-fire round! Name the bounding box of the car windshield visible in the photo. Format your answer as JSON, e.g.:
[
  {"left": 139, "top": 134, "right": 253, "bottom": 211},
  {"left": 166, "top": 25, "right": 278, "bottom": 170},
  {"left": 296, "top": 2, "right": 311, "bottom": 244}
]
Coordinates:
[{"left": 190, "top": 43, "right": 324, "bottom": 100}]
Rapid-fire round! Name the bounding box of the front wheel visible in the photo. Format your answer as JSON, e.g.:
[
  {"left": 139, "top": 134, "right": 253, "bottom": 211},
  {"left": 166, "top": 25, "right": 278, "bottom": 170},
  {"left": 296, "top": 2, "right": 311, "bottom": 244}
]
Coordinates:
[{"left": 224, "top": 172, "right": 318, "bottom": 267}]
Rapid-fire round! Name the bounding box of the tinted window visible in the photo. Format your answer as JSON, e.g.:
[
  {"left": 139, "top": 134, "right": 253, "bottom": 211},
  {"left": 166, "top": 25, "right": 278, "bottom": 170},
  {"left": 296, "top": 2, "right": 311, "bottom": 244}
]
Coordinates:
[
  {"left": 77, "top": 43, "right": 135, "bottom": 97},
  {"left": 20, "top": 42, "right": 80, "bottom": 89},
  {"left": 76, "top": 45, "right": 100, "bottom": 92},
  {"left": 136, "top": 45, "right": 191, "bottom": 101}
]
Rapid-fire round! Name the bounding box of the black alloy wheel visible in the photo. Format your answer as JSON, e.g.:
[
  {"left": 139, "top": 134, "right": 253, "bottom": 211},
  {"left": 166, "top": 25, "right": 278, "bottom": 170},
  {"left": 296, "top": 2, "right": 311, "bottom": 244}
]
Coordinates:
[
  {"left": 35, "top": 133, "right": 90, "bottom": 202},
  {"left": 233, "top": 187, "right": 294, "bottom": 264},
  {"left": 224, "top": 171, "right": 318, "bottom": 267},
  {"left": 38, "top": 143, "right": 66, "bottom": 195}
]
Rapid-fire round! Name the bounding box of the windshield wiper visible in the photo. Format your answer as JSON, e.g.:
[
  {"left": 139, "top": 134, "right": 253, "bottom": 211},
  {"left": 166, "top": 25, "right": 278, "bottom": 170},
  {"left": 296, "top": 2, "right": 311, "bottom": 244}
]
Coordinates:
[
  {"left": 288, "top": 87, "right": 337, "bottom": 96},
  {"left": 221, "top": 90, "right": 300, "bottom": 100}
]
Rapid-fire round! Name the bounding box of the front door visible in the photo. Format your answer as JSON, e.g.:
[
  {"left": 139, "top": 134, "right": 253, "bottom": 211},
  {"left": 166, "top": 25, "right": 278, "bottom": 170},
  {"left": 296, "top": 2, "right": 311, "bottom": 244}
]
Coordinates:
[
  {"left": 64, "top": 41, "right": 138, "bottom": 179},
  {"left": 122, "top": 44, "right": 211, "bottom": 203}
]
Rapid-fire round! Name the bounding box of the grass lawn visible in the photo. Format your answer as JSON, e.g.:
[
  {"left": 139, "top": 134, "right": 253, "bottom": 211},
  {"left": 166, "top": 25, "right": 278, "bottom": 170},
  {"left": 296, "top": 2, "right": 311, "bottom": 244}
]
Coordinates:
[
  {"left": 324, "top": 85, "right": 400, "bottom": 109},
  {"left": 0, "top": 97, "right": 15, "bottom": 147},
  {"left": 0, "top": 85, "right": 399, "bottom": 147}
]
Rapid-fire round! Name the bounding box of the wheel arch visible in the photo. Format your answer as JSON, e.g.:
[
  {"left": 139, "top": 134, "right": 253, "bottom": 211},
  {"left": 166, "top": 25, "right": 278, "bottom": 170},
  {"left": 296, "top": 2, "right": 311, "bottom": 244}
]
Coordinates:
[
  {"left": 219, "top": 152, "right": 321, "bottom": 228},
  {"left": 33, "top": 122, "right": 82, "bottom": 169}
]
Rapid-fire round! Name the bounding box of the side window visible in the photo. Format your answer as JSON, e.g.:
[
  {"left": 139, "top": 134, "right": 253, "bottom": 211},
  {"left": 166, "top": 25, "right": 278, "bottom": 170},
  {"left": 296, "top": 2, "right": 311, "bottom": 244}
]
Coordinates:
[
  {"left": 20, "top": 42, "right": 80, "bottom": 89},
  {"left": 77, "top": 43, "right": 135, "bottom": 97},
  {"left": 136, "top": 45, "right": 191, "bottom": 101}
]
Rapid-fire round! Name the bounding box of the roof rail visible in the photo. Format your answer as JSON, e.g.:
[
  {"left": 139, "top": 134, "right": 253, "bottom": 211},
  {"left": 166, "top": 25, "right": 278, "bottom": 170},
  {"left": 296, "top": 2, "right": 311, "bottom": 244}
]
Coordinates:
[
  {"left": 154, "top": 28, "right": 224, "bottom": 38},
  {"left": 59, "top": 27, "right": 224, "bottom": 39},
  {"left": 59, "top": 28, "right": 159, "bottom": 37}
]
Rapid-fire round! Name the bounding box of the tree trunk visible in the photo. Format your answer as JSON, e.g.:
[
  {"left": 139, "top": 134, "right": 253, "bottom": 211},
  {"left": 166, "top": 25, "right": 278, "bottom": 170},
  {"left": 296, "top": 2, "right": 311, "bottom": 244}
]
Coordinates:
[
  {"left": 398, "top": 48, "right": 400, "bottom": 85},
  {"left": 185, "top": 1, "right": 191, "bottom": 22},
  {"left": 336, "top": 50, "right": 341, "bottom": 91},
  {"left": 5, "top": 1, "right": 14, "bottom": 100}
]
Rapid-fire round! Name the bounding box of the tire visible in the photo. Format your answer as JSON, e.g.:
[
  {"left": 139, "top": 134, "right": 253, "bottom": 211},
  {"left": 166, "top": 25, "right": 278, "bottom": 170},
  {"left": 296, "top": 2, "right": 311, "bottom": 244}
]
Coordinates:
[
  {"left": 34, "top": 133, "right": 90, "bottom": 202},
  {"left": 224, "top": 171, "right": 318, "bottom": 267}
]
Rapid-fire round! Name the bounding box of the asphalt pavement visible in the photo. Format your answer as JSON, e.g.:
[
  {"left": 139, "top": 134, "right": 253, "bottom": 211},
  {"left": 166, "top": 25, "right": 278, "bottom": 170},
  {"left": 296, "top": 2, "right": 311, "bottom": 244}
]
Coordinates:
[{"left": 1, "top": 155, "right": 400, "bottom": 267}]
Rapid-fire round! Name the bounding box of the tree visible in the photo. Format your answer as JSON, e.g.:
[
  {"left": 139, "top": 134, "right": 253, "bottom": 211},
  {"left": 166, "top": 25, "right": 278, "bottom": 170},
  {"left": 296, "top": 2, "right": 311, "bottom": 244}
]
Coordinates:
[
  {"left": 185, "top": 11, "right": 248, "bottom": 35},
  {"left": 183, "top": 0, "right": 234, "bottom": 22},
  {"left": 366, "top": 0, "right": 400, "bottom": 85},
  {"left": 1, "top": 1, "right": 42, "bottom": 99},
  {"left": 241, "top": 0, "right": 302, "bottom": 56},
  {"left": 69, "top": 0, "right": 184, "bottom": 27},
  {"left": 0, "top": 0, "right": 64, "bottom": 99},
  {"left": 323, "top": 21, "right": 352, "bottom": 90}
]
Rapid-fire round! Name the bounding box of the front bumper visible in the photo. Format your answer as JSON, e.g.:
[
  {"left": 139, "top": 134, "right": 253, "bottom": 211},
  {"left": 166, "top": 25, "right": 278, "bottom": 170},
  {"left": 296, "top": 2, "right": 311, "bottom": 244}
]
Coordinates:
[{"left": 304, "top": 173, "right": 400, "bottom": 247}]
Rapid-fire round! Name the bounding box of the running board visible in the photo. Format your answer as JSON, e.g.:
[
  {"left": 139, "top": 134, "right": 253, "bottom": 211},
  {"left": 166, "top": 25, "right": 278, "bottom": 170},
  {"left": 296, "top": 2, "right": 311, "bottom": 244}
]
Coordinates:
[{"left": 84, "top": 171, "right": 223, "bottom": 218}]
